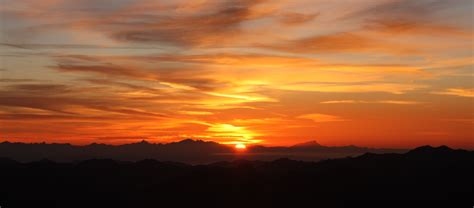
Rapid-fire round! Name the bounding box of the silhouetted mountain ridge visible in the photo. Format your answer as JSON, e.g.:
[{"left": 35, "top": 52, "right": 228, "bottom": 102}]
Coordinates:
[
  {"left": 291, "top": 140, "right": 322, "bottom": 147},
  {"left": 408, "top": 145, "right": 454, "bottom": 154},
  {"left": 1, "top": 139, "right": 406, "bottom": 164},
  {"left": 0, "top": 146, "right": 472, "bottom": 207}
]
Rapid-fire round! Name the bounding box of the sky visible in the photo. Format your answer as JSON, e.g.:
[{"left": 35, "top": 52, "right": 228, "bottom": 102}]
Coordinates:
[{"left": 0, "top": 0, "right": 473, "bottom": 148}]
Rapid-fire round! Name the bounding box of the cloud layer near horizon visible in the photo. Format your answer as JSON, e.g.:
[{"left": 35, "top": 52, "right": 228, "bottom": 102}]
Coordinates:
[{"left": 0, "top": 0, "right": 473, "bottom": 148}]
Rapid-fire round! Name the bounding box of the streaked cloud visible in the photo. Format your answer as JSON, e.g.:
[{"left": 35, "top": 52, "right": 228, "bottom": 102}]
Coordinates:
[
  {"left": 321, "top": 100, "right": 422, "bottom": 105},
  {"left": 277, "top": 82, "right": 426, "bottom": 94},
  {"left": 432, "top": 88, "right": 474, "bottom": 97},
  {"left": 178, "top": 111, "right": 214, "bottom": 116},
  {"left": 259, "top": 32, "right": 420, "bottom": 55},
  {"left": 298, "top": 114, "right": 346, "bottom": 123},
  {"left": 277, "top": 12, "right": 319, "bottom": 25}
]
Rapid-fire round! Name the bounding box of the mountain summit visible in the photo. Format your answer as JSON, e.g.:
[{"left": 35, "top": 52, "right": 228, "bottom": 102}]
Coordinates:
[{"left": 292, "top": 140, "right": 323, "bottom": 148}]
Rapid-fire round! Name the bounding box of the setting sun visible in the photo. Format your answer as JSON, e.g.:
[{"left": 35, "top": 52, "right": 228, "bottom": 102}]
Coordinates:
[{"left": 235, "top": 143, "right": 247, "bottom": 150}]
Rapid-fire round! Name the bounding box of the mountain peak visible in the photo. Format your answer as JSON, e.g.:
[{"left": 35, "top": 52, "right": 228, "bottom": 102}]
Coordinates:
[
  {"left": 292, "top": 140, "right": 322, "bottom": 147},
  {"left": 178, "top": 139, "right": 198, "bottom": 143},
  {"left": 126, "top": 139, "right": 151, "bottom": 146},
  {"left": 176, "top": 139, "right": 217, "bottom": 145},
  {"left": 408, "top": 145, "right": 453, "bottom": 155},
  {"left": 139, "top": 139, "right": 149, "bottom": 144}
]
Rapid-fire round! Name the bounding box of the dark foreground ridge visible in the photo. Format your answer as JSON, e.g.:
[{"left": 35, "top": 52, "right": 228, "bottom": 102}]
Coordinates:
[{"left": 0, "top": 145, "right": 473, "bottom": 207}]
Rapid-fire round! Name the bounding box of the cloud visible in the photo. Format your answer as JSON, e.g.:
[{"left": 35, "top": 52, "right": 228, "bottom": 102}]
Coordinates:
[
  {"left": 135, "top": 53, "right": 317, "bottom": 67},
  {"left": 340, "top": 0, "right": 474, "bottom": 49},
  {"left": 1, "top": 0, "right": 277, "bottom": 48},
  {"left": 277, "top": 82, "right": 426, "bottom": 94},
  {"left": 178, "top": 111, "right": 214, "bottom": 116},
  {"left": 432, "top": 88, "right": 474, "bottom": 97},
  {"left": 298, "top": 114, "right": 346, "bottom": 122},
  {"left": 90, "top": 106, "right": 167, "bottom": 118},
  {"left": 0, "top": 81, "right": 178, "bottom": 118},
  {"left": 81, "top": 78, "right": 166, "bottom": 94},
  {"left": 343, "top": 0, "right": 471, "bottom": 26},
  {"left": 6, "top": 84, "right": 72, "bottom": 94},
  {"left": 52, "top": 52, "right": 430, "bottom": 102},
  {"left": 57, "top": 64, "right": 150, "bottom": 79},
  {"left": 206, "top": 123, "right": 261, "bottom": 143},
  {"left": 277, "top": 12, "right": 319, "bottom": 25},
  {"left": 205, "top": 92, "right": 276, "bottom": 102},
  {"left": 377, "top": 100, "right": 423, "bottom": 105},
  {"left": 259, "top": 32, "right": 419, "bottom": 55},
  {"left": 320, "top": 100, "right": 422, "bottom": 105},
  {"left": 274, "top": 0, "right": 469, "bottom": 56},
  {"left": 320, "top": 100, "right": 358, "bottom": 104},
  {"left": 55, "top": 59, "right": 228, "bottom": 91},
  {"left": 101, "top": 0, "right": 274, "bottom": 47},
  {"left": 364, "top": 19, "right": 473, "bottom": 38},
  {"left": 0, "top": 78, "right": 36, "bottom": 83},
  {"left": 0, "top": 42, "right": 166, "bottom": 50}
]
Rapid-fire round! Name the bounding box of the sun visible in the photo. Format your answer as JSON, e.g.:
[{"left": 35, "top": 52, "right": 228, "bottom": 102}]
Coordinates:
[{"left": 235, "top": 143, "right": 247, "bottom": 150}]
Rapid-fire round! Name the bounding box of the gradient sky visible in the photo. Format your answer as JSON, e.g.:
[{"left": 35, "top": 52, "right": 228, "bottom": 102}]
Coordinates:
[{"left": 0, "top": 0, "right": 473, "bottom": 148}]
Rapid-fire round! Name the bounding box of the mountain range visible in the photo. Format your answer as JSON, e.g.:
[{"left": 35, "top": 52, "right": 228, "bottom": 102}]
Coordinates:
[
  {"left": 0, "top": 145, "right": 472, "bottom": 207},
  {"left": 0, "top": 139, "right": 405, "bottom": 164}
]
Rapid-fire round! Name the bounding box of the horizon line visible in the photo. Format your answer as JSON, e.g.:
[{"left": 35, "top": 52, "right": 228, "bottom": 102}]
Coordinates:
[{"left": 1, "top": 138, "right": 469, "bottom": 150}]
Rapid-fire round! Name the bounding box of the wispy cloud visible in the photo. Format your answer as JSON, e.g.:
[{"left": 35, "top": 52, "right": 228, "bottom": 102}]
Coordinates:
[
  {"left": 277, "top": 12, "right": 319, "bottom": 25},
  {"left": 298, "top": 114, "right": 346, "bottom": 123},
  {"left": 321, "top": 100, "right": 422, "bottom": 105},
  {"left": 432, "top": 88, "right": 474, "bottom": 97}
]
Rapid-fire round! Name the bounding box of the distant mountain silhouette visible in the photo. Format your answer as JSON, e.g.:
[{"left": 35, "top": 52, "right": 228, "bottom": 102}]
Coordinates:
[
  {"left": 0, "top": 146, "right": 472, "bottom": 207},
  {"left": 291, "top": 140, "right": 323, "bottom": 147},
  {"left": 408, "top": 145, "right": 457, "bottom": 155},
  {"left": 0, "top": 139, "right": 405, "bottom": 164}
]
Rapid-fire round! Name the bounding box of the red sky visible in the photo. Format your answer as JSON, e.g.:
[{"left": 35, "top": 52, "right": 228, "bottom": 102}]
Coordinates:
[{"left": 0, "top": 0, "right": 473, "bottom": 148}]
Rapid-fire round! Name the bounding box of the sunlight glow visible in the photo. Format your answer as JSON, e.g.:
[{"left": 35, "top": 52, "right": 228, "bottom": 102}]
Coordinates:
[
  {"left": 1, "top": 0, "right": 472, "bottom": 148},
  {"left": 235, "top": 143, "right": 247, "bottom": 150}
]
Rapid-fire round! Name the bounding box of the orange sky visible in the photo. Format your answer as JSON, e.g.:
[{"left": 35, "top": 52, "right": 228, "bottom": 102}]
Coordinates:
[{"left": 0, "top": 0, "right": 473, "bottom": 148}]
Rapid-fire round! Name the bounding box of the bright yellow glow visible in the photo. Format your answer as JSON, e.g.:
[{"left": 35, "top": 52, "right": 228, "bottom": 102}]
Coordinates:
[
  {"left": 235, "top": 143, "right": 247, "bottom": 149},
  {"left": 207, "top": 124, "right": 260, "bottom": 140}
]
